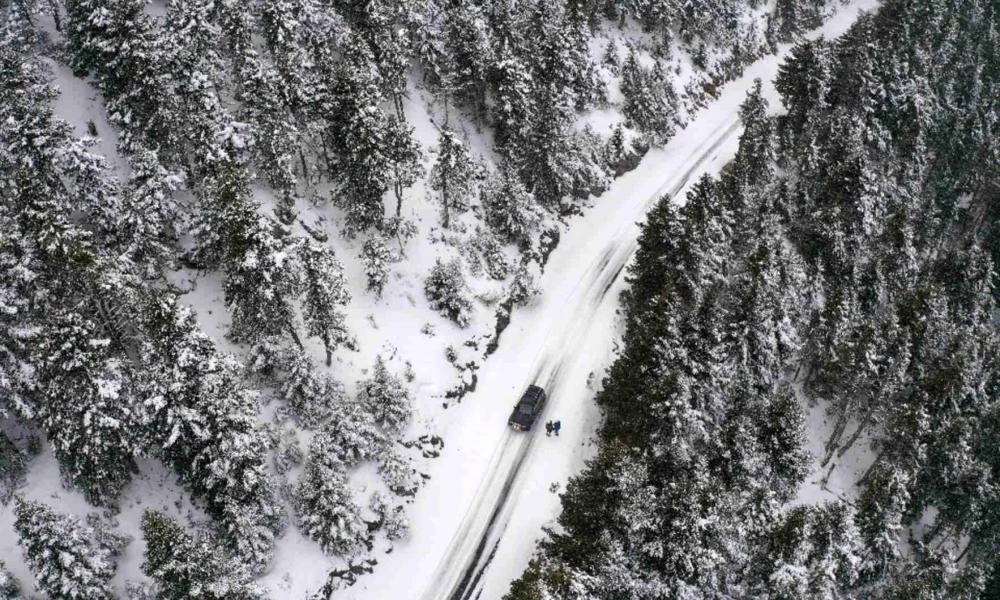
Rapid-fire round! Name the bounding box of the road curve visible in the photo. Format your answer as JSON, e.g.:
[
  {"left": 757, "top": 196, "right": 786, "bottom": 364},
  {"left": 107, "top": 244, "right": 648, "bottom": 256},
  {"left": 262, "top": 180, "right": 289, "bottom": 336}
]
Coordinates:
[{"left": 422, "top": 117, "right": 743, "bottom": 600}]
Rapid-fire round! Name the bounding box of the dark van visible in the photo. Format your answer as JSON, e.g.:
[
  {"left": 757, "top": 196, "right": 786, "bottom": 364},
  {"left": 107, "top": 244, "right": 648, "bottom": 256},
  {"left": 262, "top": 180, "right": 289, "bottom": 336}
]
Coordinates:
[{"left": 508, "top": 385, "right": 546, "bottom": 431}]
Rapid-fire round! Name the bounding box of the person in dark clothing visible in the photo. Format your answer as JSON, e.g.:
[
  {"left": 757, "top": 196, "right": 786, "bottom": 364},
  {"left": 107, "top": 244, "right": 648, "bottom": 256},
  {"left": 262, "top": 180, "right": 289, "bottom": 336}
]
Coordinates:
[
  {"left": 545, "top": 421, "right": 553, "bottom": 436},
  {"left": 553, "top": 420, "right": 561, "bottom": 436}
]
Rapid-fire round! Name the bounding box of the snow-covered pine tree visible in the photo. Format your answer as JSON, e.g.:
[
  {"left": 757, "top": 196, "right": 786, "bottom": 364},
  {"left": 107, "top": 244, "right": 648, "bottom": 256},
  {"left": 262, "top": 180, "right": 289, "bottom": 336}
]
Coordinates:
[
  {"left": 439, "top": 0, "right": 492, "bottom": 114},
  {"left": 424, "top": 258, "right": 473, "bottom": 327},
  {"left": 0, "top": 560, "right": 18, "bottom": 599},
  {"left": 620, "top": 49, "right": 677, "bottom": 143},
  {"left": 507, "top": 263, "right": 540, "bottom": 307},
  {"left": 370, "top": 491, "right": 409, "bottom": 540},
  {"left": 480, "top": 164, "right": 542, "bottom": 247},
  {"left": 318, "top": 399, "right": 387, "bottom": 466},
  {"left": 140, "top": 511, "right": 265, "bottom": 600},
  {"left": 63, "top": 0, "right": 182, "bottom": 156},
  {"left": 203, "top": 168, "right": 304, "bottom": 347},
  {"left": 514, "top": 80, "right": 577, "bottom": 207},
  {"left": 293, "top": 439, "right": 367, "bottom": 556},
  {"left": 299, "top": 242, "right": 352, "bottom": 366},
  {"left": 489, "top": 34, "right": 532, "bottom": 152},
  {"left": 750, "top": 502, "right": 863, "bottom": 597},
  {"left": 376, "top": 447, "right": 418, "bottom": 497},
  {"left": 323, "top": 31, "right": 421, "bottom": 233},
  {"left": 137, "top": 296, "right": 284, "bottom": 572},
  {"left": 361, "top": 234, "right": 393, "bottom": 297},
  {"left": 14, "top": 499, "right": 116, "bottom": 600},
  {"left": 430, "top": 126, "right": 478, "bottom": 228},
  {"left": 0, "top": 433, "right": 27, "bottom": 504},
  {"left": 278, "top": 349, "right": 347, "bottom": 428},
  {"left": 358, "top": 355, "right": 411, "bottom": 436},
  {"left": 33, "top": 312, "right": 140, "bottom": 505},
  {"left": 469, "top": 229, "right": 510, "bottom": 280},
  {"left": 0, "top": 206, "right": 36, "bottom": 426},
  {"left": 118, "top": 149, "right": 183, "bottom": 269}
]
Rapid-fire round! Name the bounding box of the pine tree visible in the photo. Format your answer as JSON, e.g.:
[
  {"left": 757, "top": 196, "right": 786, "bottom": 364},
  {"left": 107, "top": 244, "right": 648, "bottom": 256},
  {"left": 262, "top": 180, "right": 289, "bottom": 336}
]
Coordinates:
[
  {"left": 508, "top": 263, "right": 540, "bottom": 307},
  {"left": 117, "top": 149, "right": 183, "bottom": 268},
  {"left": 0, "top": 560, "right": 18, "bottom": 600},
  {"left": 33, "top": 312, "right": 140, "bottom": 506},
  {"left": 299, "top": 242, "right": 352, "bottom": 365},
  {"left": 362, "top": 234, "right": 393, "bottom": 297},
  {"left": 731, "top": 79, "right": 773, "bottom": 187},
  {"left": 489, "top": 36, "right": 532, "bottom": 151},
  {"left": 358, "top": 355, "right": 410, "bottom": 436},
  {"left": 277, "top": 350, "right": 347, "bottom": 427},
  {"left": 140, "top": 511, "right": 265, "bottom": 600},
  {"left": 370, "top": 491, "right": 410, "bottom": 539},
  {"left": 480, "top": 164, "right": 542, "bottom": 247},
  {"left": 293, "top": 440, "right": 367, "bottom": 556},
  {"left": 63, "top": 0, "right": 181, "bottom": 156},
  {"left": 620, "top": 49, "right": 677, "bottom": 143},
  {"left": 774, "top": 39, "right": 830, "bottom": 150},
  {"left": 376, "top": 447, "right": 418, "bottom": 496},
  {"left": 430, "top": 127, "right": 477, "bottom": 228},
  {"left": 14, "top": 499, "right": 116, "bottom": 600},
  {"left": 138, "top": 296, "right": 284, "bottom": 572},
  {"left": 425, "top": 258, "right": 473, "bottom": 327},
  {"left": 199, "top": 167, "right": 304, "bottom": 347},
  {"left": 323, "top": 31, "right": 421, "bottom": 233},
  {"left": 0, "top": 433, "right": 27, "bottom": 504},
  {"left": 319, "top": 398, "right": 387, "bottom": 466}
]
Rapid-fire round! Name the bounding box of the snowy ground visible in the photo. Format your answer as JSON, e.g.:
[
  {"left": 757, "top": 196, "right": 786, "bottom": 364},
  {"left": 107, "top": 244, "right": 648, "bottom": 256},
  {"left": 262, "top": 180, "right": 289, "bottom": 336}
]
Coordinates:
[{"left": 0, "top": 2, "right": 878, "bottom": 597}]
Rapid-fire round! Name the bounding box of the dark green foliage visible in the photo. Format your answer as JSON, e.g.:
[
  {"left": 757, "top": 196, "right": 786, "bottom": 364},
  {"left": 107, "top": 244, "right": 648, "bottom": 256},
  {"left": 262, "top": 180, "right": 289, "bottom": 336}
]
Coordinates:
[
  {"left": 14, "top": 499, "right": 116, "bottom": 600},
  {"left": 140, "top": 511, "right": 264, "bottom": 600},
  {"left": 0, "top": 433, "right": 27, "bottom": 504},
  {"left": 33, "top": 312, "right": 140, "bottom": 505},
  {"left": 299, "top": 243, "right": 352, "bottom": 366},
  {"left": 324, "top": 32, "right": 421, "bottom": 233},
  {"left": 362, "top": 234, "right": 393, "bottom": 297},
  {"left": 293, "top": 439, "right": 367, "bottom": 556},
  {"left": 481, "top": 165, "right": 542, "bottom": 247},
  {"left": 357, "top": 355, "right": 411, "bottom": 436},
  {"left": 0, "top": 560, "right": 17, "bottom": 600},
  {"left": 430, "top": 127, "right": 478, "bottom": 228},
  {"left": 138, "top": 297, "right": 284, "bottom": 572},
  {"left": 620, "top": 49, "right": 678, "bottom": 142},
  {"left": 424, "top": 258, "right": 473, "bottom": 327}
]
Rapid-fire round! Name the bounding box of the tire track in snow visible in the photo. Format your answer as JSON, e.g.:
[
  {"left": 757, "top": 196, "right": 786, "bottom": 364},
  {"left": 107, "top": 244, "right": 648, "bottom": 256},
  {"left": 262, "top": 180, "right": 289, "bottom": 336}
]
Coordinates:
[{"left": 423, "top": 117, "right": 743, "bottom": 600}]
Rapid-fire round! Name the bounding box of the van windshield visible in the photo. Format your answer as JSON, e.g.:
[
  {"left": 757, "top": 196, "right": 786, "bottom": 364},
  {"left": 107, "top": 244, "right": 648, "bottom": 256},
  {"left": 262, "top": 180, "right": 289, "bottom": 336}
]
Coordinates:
[{"left": 517, "top": 403, "right": 533, "bottom": 414}]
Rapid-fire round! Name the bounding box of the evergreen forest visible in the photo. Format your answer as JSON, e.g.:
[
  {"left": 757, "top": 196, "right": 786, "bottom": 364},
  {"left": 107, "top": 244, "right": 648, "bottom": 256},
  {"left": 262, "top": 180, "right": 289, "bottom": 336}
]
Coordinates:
[{"left": 507, "top": 0, "right": 1000, "bottom": 597}]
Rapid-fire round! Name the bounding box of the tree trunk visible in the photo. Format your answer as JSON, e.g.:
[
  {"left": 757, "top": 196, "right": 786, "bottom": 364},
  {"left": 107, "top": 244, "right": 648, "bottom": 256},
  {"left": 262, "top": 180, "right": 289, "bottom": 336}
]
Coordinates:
[
  {"left": 321, "top": 138, "right": 333, "bottom": 175},
  {"left": 324, "top": 336, "right": 332, "bottom": 367},
  {"left": 394, "top": 173, "right": 404, "bottom": 217},
  {"left": 299, "top": 150, "right": 309, "bottom": 181},
  {"left": 288, "top": 323, "right": 304, "bottom": 350},
  {"left": 441, "top": 178, "right": 450, "bottom": 229},
  {"left": 819, "top": 461, "right": 837, "bottom": 492}
]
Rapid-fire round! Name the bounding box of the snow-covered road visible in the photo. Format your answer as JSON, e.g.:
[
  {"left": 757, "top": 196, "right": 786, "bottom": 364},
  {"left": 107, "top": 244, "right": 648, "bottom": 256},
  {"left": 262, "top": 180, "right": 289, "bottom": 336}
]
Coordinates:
[{"left": 345, "top": 4, "right": 878, "bottom": 599}]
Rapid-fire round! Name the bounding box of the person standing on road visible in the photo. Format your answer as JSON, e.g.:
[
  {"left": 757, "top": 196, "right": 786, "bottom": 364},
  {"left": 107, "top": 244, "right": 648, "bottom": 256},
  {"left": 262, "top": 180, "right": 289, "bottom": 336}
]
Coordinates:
[
  {"left": 545, "top": 421, "right": 553, "bottom": 436},
  {"left": 553, "top": 420, "right": 561, "bottom": 436}
]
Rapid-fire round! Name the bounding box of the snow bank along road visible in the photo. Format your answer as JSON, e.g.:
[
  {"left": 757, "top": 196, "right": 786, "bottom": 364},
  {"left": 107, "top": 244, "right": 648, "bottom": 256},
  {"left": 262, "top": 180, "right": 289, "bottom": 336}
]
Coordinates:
[{"left": 344, "top": 4, "right": 878, "bottom": 599}]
